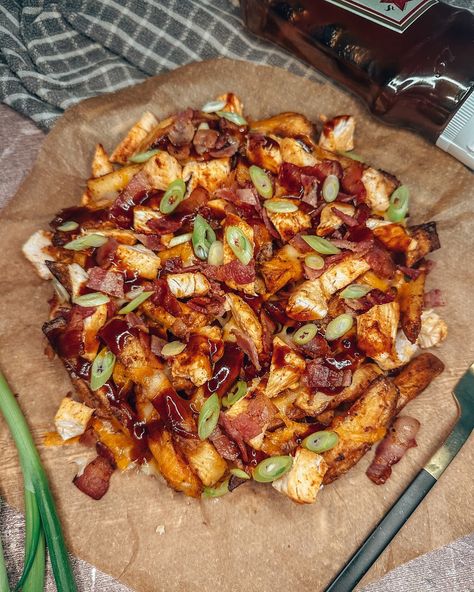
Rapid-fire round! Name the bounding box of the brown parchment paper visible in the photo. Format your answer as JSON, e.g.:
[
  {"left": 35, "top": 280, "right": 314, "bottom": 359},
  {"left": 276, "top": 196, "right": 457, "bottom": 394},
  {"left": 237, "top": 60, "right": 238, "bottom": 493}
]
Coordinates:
[{"left": 0, "top": 58, "right": 473, "bottom": 592}]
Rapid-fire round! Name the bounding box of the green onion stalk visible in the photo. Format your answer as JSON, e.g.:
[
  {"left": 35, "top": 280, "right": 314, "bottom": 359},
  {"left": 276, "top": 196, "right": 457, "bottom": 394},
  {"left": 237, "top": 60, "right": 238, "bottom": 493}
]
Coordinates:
[{"left": 0, "top": 370, "right": 77, "bottom": 591}]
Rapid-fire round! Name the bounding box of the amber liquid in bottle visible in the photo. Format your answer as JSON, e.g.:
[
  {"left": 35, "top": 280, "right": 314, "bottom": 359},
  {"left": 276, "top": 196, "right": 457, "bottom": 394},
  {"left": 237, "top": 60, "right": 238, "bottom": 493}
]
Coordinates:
[{"left": 241, "top": 0, "right": 474, "bottom": 143}]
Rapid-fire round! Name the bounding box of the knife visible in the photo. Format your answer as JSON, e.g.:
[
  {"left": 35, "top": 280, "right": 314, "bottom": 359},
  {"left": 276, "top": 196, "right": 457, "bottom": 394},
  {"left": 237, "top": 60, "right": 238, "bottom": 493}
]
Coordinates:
[{"left": 324, "top": 363, "right": 474, "bottom": 592}]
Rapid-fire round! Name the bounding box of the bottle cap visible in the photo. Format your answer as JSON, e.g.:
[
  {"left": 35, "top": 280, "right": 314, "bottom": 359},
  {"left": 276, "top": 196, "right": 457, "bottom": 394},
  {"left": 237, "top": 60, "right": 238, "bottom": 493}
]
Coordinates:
[{"left": 437, "top": 89, "right": 474, "bottom": 170}]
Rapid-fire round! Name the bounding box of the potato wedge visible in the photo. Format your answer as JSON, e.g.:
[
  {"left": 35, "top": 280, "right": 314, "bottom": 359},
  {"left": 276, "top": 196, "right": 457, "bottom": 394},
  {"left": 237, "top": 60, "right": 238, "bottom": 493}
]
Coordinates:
[
  {"left": 406, "top": 222, "right": 440, "bottom": 267},
  {"left": 85, "top": 164, "right": 142, "bottom": 207},
  {"left": 110, "top": 111, "right": 159, "bottom": 164},
  {"left": 393, "top": 353, "right": 445, "bottom": 414},
  {"left": 398, "top": 272, "right": 426, "bottom": 343},
  {"left": 250, "top": 112, "right": 314, "bottom": 138},
  {"left": 91, "top": 143, "right": 114, "bottom": 178}
]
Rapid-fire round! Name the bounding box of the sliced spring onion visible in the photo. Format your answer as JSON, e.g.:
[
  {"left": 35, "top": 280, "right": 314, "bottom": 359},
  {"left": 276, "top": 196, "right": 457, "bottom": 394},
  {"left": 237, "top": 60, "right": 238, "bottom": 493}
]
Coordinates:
[
  {"left": 0, "top": 371, "right": 77, "bottom": 591},
  {"left": 52, "top": 278, "right": 70, "bottom": 303},
  {"left": 207, "top": 240, "right": 224, "bottom": 266},
  {"left": 201, "top": 99, "right": 227, "bottom": 113},
  {"left": 198, "top": 393, "right": 220, "bottom": 440},
  {"left": 325, "top": 313, "right": 354, "bottom": 341},
  {"left": 292, "top": 323, "right": 317, "bottom": 345},
  {"left": 161, "top": 341, "right": 186, "bottom": 357},
  {"left": 222, "top": 380, "right": 247, "bottom": 408},
  {"left": 322, "top": 174, "right": 340, "bottom": 203},
  {"left": 230, "top": 468, "right": 250, "bottom": 480},
  {"left": 64, "top": 233, "right": 108, "bottom": 251},
  {"left": 387, "top": 185, "right": 409, "bottom": 222},
  {"left": 340, "top": 284, "right": 371, "bottom": 299},
  {"left": 253, "top": 456, "right": 293, "bottom": 483},
  {"left": 160, "top": 179, "right": 186, "bottom": 214},
  {"left": 302, "top": 235, "right": 341, "bottom": 255},
  {"left": 197, "top": 122, "right": 210, "bottom": 130},
  {"left": 90, "top": 348, "right": 116, "bottom": 391},
  {"left": 202, "top": 478, "right": 230, "bottom": 498},
  {"left": 216, "top": 111, "right": 247, "bottom": 126},
  {"left": 249, "top": 165, "right": 273, "bottom": 199},
  {"left": 225, "top": 226, "right": 253, "bottom": 265},
  {"left": 57, "top": 221, "right": 78, "bottom": 232},
  {"left": 129, "top": 149, "right": 160, "bottom": 163},
  {"left": 304, "top": 254, "right": 325, "bottom": 270},
  {"left": 339, "top": 150, "right": 364, "bottom": 162},
  {"left": 192, "top": 214, "right": 216, "bottom": 260},
  {"left": 302, "top": 430, "right": 339, "bottom": 453},
  {"left": 168, "top": 233, "right": 193, "bottom": 248},
  {"left": 264, "top": 199, "right": 297, "bottom": 213},
  {"left": 73, "top": 292, "right": 110, "bottom": 307},
  {"left": 118, "top": 290, "right": 153, "bottom": 314}
]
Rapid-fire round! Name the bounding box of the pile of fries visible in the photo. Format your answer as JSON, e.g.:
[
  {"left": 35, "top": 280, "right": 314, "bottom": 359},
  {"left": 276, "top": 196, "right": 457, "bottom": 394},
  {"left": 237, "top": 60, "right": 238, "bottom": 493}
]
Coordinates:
[{"left": 23, "top": 93, "right": 447, "bottom": 503}]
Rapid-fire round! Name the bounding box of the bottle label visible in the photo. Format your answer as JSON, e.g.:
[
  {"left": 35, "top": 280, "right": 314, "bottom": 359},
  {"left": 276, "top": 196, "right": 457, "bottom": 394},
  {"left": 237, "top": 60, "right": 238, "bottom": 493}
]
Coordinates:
[{"left": 324, "top": 0, "right": 438, "bottom": 33}]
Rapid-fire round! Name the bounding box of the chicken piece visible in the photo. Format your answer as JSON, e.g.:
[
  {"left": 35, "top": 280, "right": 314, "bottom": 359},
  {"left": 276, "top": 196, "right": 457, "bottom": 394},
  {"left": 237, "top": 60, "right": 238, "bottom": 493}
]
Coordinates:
[
  {"left": 250, "top": 112, "right": 314, "bottom": 138},
  {"left": 366, "top": 218, "right": 392, "bottom": 230},
  {"left": 82, "top": 304, "right": 108, "bottom": 361},
  {"left": 319, "top": 115, "right": 355, "bottom": 153},
  {"left": 271, "top": 389, "right": 301, "bottom": 417},
  {"left": 275, "top": 136, "right": 317, "bottom": 167},
  {"left": 169, "top": 333, "right": 214, "bottom": 387},
  {"left": 261, "top": 423, "right": 308, "bottom": 456},
  {"left": 417, "top": 310, "right": 448, "bottom": 349},
  {"left": 398, "top": 272, "right": 426, "bottom": 343},
  {"left": 216, "top": 92, "right": 244, "bottom": 115},
  {"left": 141, "top": 299, "right": 208, "bottom": 337},
  {"left": 319, "top": 254, "right": 370, "bottom": 297},
  {"left": 406, "top": 222, "right": 440, "bottom": 267},
  {"left": 264, "top": 200, "right": 311, "bottom": 241},
  {"left": 81, "top": 227, "right": 137, "bottom": 245},
  {"left": 91, "top": 143, "right": 114, "bottom": 178},
  {"left": 226, "top": 293, "right": 263, "bottom": 355},
  {"left": 266, "top": 337, "right": 306, "bottom": 398},
  {"left": 261, "top": 244, "right": 303, "bottom": 295},
  {"left": 175, "top": 437, "right": 227, "bottom": 487},
  {"left": 222, "top": 213, "right": 256, "bottom": 295},
  {"left": 373, "top": 224, "right": 415, "bottom": 253},
  {"left": 110, "top": 111, "right": 159, "bottom": 164},
  {"left": 317, "top": 203, "right": 355, "bottom": 237},
  {"left": 295, "top": 389, "right": 333, "bottom": 416},
  {"left": 245, "top": 134, "right": 282, "bottom": 174},
  {"left": 142, "top": 151, "right": 182, "bottom": 191},
  {"left": 323, "top": 376, "right": 399, "bottom": 483},
  {"left": 22, "top": 230, "right": 54, "bottom": 280},
  {"left": 166, "top": 273, "right": 210, "bottom": 298},
  {"left": 272, "top": 448, "right": 328, "bottom": 504},
  {"left": 158, "top": 241, "right": 196, "bottom": 267},
  {"left": 357, "top": 302, "right": 400, "bottom": 370},
  {"left": 393, "top": 353, "right": 445, "bottom": 414},
  {"left": 223, "top": 391, "right": 277, "bottom": 449},
  {"left": 85, "top": 164, "right": 142, "bottom": 207},
  {"left": 182, "top": 158, "right": 231, "bottom": 196},
  {"left": 361, "top": 167, "right": 398, "bottom": 212},
  {"left": 133, "top": 206, "right": 167, "bottom": 234},
  {"left": 54, "top": 397, "right": 94, "bottom": 441},
  {"left": 115, "top": 244, "right": 161, "bottom": 279},
  {"left": 46, "top": 262, "right": 88, "bottom": 298}
]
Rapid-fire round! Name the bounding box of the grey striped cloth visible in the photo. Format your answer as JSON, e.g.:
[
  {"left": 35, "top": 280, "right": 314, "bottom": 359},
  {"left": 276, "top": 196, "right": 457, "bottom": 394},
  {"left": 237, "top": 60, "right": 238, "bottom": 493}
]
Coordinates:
[{"left": 0, "top": 0, "right": 318, "bottom": 131}]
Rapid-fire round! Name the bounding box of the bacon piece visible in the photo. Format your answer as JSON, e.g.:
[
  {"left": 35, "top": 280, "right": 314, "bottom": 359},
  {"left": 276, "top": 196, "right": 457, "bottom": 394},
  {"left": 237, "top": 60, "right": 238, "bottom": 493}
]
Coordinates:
[
  {"left": 301, "top": 174, "right": 319, "bottom": 206},
  {"left": 289, "top": 233, "right": 313, "bottom": 254},
  {"left": 150, "top": 334, "right": 167, "bottom": 356},
  {"left": 73, "top": 455, "right": 114, "bottom": 500},
  {"left": 345, "top": 288, "right": 395, "bottom": 314},
  {"left": 424, "top": 288, "right": 445, "bottom": 308},
  {"left": 187, "top": 295, "right": 226, "bottom": 316},
  {"left": 146, "top": 215, "right": 184, "bottom": 235},
  {"left": 302, "top": 361, "right": 352, "bottom": 390},
  {"left": 341, "top": 161, "right": 365, "bottom": 197},
  {"left": 202, "top": 260, "right": 256, "bottom": 285},
  {"left": 311, "top": 159, "right": 344, "bottom": 181},
  {"left": 278, "top": 162, "right": 303, "bottom": 195},
  {"left": 168, "top": 109, "right": 195, "bottom": 147},
  {"left": 261, "top": 207, "right": 280, "bottom": 239},
  {"left": 222, "top": 392, "right": 276, "bottom": 442},
  {"left": 57, "top": 306, "right": 95, "bottom": 359},
  {"left": 366, "top": 416, "right": 420, "bottom": 485},
  {"left": 96, "top": 238, "right": 119, "bottom": 267},
  {"left": 397, "top": 265, "right": 423, "bottom": 279},
  {"left": 125, "top": 312, "right": 148, "bottom": 333},
  {"left": 299, "top": 334, "right": 330, "bottom": 359},
  {"left": 365, "top": 243, "right": 396, "bottom": 278},
  {"left": 86, "top": 267, "right": 124, "bottom": 298},
  {"left": 134, "top": 233, "right": 163, "bottom": 251},
  {"left": 210, "top": 134, "right": 240, "bottom": 157},
  {"left": 193, "top": 128, "right": 219, "bottom": 155},
  {"left": 303, "top": 263, "right": 325, "bottom": 281},
  {"left": 260, "top": 310, "right": 276, "bottom": 357},
  {"left": 231, "top": 328, "right": 261, "bottom": 371},
  {"left": 236, "top": 187, "right": 262, "bottom": 210},
  {"left": 333, "top": 207, "right": 358, "bottom": 227},
  {"left": 109, "top": 171, "right": 150, "bottom": 227},
  {"left": 152, "top": 279, "right": 181, "bottom": 316},
  {"left": 175, "top": 186, "right": 209, "bottom": 215},
  {"left": 209, "top": 425, "right": 240, "bottom": 461}
]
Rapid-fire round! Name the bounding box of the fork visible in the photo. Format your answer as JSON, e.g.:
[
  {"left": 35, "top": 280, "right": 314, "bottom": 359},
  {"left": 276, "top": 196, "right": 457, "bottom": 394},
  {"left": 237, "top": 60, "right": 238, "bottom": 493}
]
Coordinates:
[{"left": 325, "top": 363, "right": 474, "bottom": 592}]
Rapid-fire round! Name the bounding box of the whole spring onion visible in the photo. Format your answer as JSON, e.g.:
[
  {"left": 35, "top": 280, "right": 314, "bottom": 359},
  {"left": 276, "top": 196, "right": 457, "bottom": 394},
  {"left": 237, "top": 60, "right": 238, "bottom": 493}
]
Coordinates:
[
  {"left": 207, "top": 240, "right": 224, "bottom": 266},
  {"left": 0, "top": 509, "right": 10, "bottom": 591},
  {"left": 198, "top": 393, "right": 220, "bottom": 440},
  {"left": 302, "top": 430, "right": 339, "bottom": 453},
  {"left": 292, "top": 323, "right": 317, "bottom": 345},
  {"left": 302, "top": 235, "right": 341, "bottom": 255},
  {"left": 161, "top": 341, "right": 186, "bottom": 357},
  {"left": 201, "top": 99, "right": 227, "bottom": 113},
  {"left": 118, "top": 290, "right": 153, "bottom": 314},
  {"left": 340, "top": 284, "right": 371, "bottom": 299},
  {"left": 225, "top": 226, "right": 253, "bottom": 265},
  {"left": 73, "top": 292, "right": 110, "bottom": 307},
  {"left": 387, "top": 185, "right": 409, "bottom": 222},
  {"left": 322, "top": 174, "right": 340, "bottom": 203},
  {"left": 263, "top": 199, "right": 297, "bottom": 213},
  {"left": 230, "top": 468, "right": 250, "bottom": 480},
  {"left": 222, "top": 380, "right": 247, "bottom": 408},
  {"left": 168, "top": 232, "right": 192, "bottom": 247},
  {"left": 216, "top": 110, "right": 247, "bottom": 126},
  {"left": 90, "top": 348, "right": 116, "bottom": 391},
  {"left": 249, "top": 165, "right": 273, "bottom": 199},
  {"left": 192, "top": 214, "right": 216, "bottom": 260},
  {"left": 57, "top": 221, "right": 79, "bottom": 232},
  {"left": 253, "top": 456, "right": 293, "bottom": 483},
  {"left": 325, "top": 313, "right": 354, "bottom": 341},
  {"left": 0, "top": 371, "right": 77, "bottom": 591},
  {"left": 64, "top": 233, "right": 108, "bottom": 251},
  {"left": 304, "top": 254, "right": 325, "bottom": 270},
  {"left": 129, "top": 149, "right": 160, "bottom": 163},
  {"left": 160, "top": 179, "right": 186, "bottom": 214},
  {"left": 202, "top": 478, "right": 229, "bottom": 498}
]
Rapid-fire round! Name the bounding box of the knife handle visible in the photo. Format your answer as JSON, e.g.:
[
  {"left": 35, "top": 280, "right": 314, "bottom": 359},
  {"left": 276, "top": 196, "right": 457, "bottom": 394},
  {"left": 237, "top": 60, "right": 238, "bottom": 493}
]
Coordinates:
[{"left": 324, "top": 468, "right": 436, "bottom": 592}]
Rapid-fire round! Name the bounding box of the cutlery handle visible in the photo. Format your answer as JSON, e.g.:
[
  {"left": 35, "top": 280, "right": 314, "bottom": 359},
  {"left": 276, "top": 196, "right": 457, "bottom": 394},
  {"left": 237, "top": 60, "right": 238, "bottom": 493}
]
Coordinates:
[{"left": 324, "top": 468, "right": 436, "bottom": 592}]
